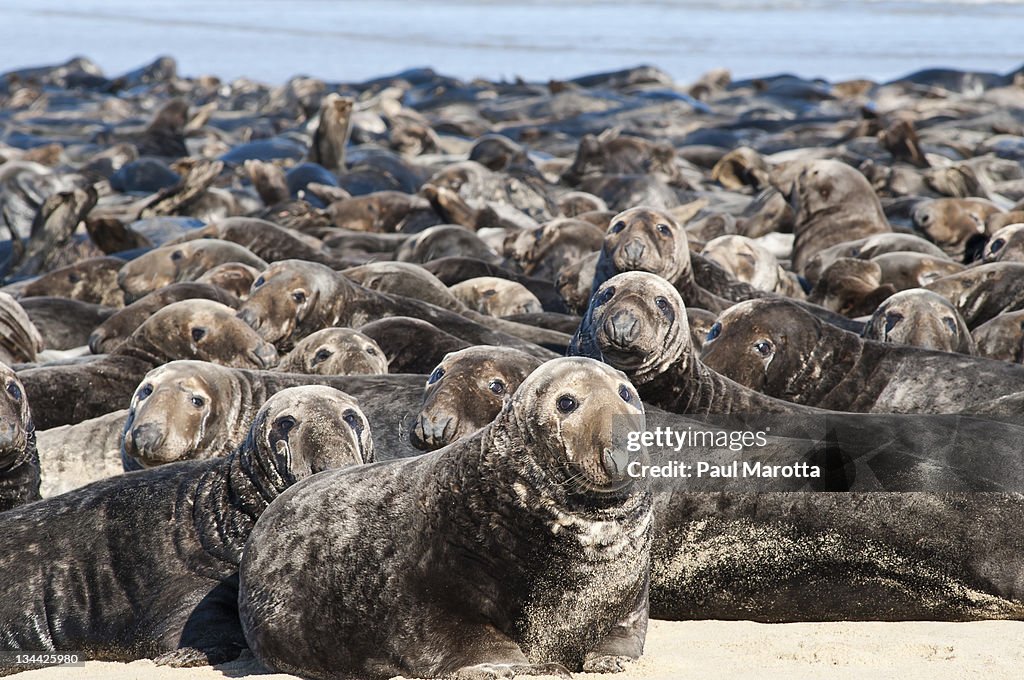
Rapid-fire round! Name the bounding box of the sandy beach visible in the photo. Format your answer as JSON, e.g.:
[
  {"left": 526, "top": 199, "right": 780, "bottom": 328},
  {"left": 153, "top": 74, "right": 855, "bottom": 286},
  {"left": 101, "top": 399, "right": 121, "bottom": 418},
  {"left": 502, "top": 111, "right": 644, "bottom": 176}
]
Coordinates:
[{"left": 18, "top": 619, "right": 1024, "bottom": 679}]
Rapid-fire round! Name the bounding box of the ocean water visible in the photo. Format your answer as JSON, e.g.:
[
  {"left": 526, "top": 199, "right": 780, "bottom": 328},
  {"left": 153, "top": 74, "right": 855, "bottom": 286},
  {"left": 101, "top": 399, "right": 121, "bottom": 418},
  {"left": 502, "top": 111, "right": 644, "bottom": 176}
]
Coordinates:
[{"left": 0, "top": 0, "right": 1021, "bottom": 85}]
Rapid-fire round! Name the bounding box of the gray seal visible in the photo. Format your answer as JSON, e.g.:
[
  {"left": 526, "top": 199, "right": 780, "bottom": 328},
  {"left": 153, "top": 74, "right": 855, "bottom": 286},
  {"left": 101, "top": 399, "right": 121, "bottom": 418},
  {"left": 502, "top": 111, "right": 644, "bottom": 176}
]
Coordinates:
[
  {"left": 0, "top": 385, "right": 371, "bottom": 669},
  {"left": 358, "top": 316, "right": 472, "bottom": 374},
  {"left": 239, "top": 357, "right": 652, "bottom": 680},
  {"left": 0, "top": 362, "right": 38, "bottom": 511},
  {"left": 117, "top": 239, "right": 268, "bottom": 302},
  {"left": 449, "top": 276, "right": 544, "bottom": 317},
  {"left": 863, "top": 289, "right": 975, "bottom": 354},
  {"left": 971, "top": 311, "right": 1024, "bottom": 363},
  {"left": 411, "top": 346, "right": 542, "bottom": 450},
  {"left": 277, "top": 327, "right": 388, "bottom": 375}
]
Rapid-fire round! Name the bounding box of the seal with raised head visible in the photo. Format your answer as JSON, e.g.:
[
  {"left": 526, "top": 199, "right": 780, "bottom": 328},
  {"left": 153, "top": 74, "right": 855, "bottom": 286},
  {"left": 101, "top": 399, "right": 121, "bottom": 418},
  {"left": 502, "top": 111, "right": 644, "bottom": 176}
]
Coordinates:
[
  {"left": 237, "top": 259, "right": 561, "bottom": 359},
  {"left": 120, "top": 361, "right": 427, "bottom": 470},
  {"left": 239, "top": 357, "right": 652, "bottom": 680},
  {"left": 0, "top": 385, "right": 371, "bottom": 670},
  {"left": 411, "top": 346, "right": 542, "bottom": 451},
  {"left": 117, "top": 239, "right": 268, "bottom": 302},
  {"left": 0, "top": 363, "right": 38, "bottom": 511},
  {"left": 863, "top": 289, "right": 975, "bottom": 354},
  {"left": 700, "top": 297, "right": 1024, "bottom": 415},
  {"left": 21, "top": 299, "right": 278, "bottom": 429},
  {"left": 88, "top": 281, "right": 240, "bottom": 354},
  {"left": 449, "top": 276, "right": 543, "bottom": 317},
  {"left": 277, "top": 327, "right": 388, "bottom": 376}
]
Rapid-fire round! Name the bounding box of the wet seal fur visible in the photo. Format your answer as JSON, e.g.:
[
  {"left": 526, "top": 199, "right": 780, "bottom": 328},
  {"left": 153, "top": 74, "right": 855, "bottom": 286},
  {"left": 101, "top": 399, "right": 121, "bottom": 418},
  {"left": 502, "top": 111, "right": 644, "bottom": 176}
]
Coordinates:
[
  {"left": 239, "top": 357, "right": 652, "bottom": 680},
  {"left": 0, "top": 385, "right": 371, "bottom": 669},
  {"left": 411, "top": 346, "right": 542, "bottom": 451}
]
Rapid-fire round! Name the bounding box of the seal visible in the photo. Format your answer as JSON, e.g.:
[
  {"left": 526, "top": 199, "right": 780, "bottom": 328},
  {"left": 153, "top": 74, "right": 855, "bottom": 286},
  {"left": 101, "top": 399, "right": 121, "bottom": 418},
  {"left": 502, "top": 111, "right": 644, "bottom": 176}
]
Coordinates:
[
  {"left": 784, "top": 159, "right": 891, "bottom": 275},
  {"left": 343, "top": 261, "right": 465, "bottom": 311},
  {"left": 424, "top": 255, "right": 568, "bottom": 313},
  {"left": 88, "top": 281, "right": 240, "bottom": 354},
  {"left": 277, "top": 327, "right": 388, "bottom": 375},
  {"left": 358, "top": 316, "right": 472, "bottom": 373},
  {"left": 411, "top": 346, "right": 542, "bottom": 451},
  {"left": 19, "top": 296, "right": 114, "bottom": 351},
  {"left": 449, "top": 276, "right": 543, "bottom": 317},
  {"left": 0, "top": 385, "right": 371, "bottom": 670},
  {"left": 862, "top": 289, "right": 975, "bottom": 354},
  {"left": 924, "top": 262, "right": 1024, "bottom": 328},
  {"left": 971, "top": 311, "right": 1024, "bottom": 363},
  {"left": 21, "top": 299, "right": 278, "bottom": 429},
  {"left": 0, "top": 362, "right": 39, "bottom": 511},
  {"left": 0, "top": 292, "right": 44, "bottom": 365},
  {"left": 802, "top": 233, "right": 950, "bottom": 286},
  {"left": 912, "top": 197, "right": 1003, "bottom": 260},
  {"left": 36, "top": 409, "right": 127, "bottom": 497},
  {"left": 21, "top": 255, "right": 127, "bottom": 307},
  {"left": 180, "top": 217, "right": 351, "bottom": 268},
  {"left": 556, "top": 251, "right": 599, "bottom": 314},
  {"left": 195, "top": 262, "right": 260, "bottom": 300},
  {"left": 396, "top": 224, "right": 502, "bottom": 265},
  {"left": 116, "top": 239, "right": 268, "bottom": 302},
  {"left": 238, "top": 357, "right": 652, "bottom": 680},
  {"left": 700, "top": 297, "right": 1024, "bottom": 415},
  {"left": 870, "top": 252, "right": 964, "bottom": 291},
  {"left": 509, "top": 218, "right": 605, "bottom": 281},
  {"left": 981, "top": 222, "right": 1024, "bottom": 263},
  {"left": 120, "top": 361, "right": 428, "bottom": 470},
  {"left": 700, "top": 234, "right": 805, "bottom": 298},
  {"left": 237, "top": 259, "right": 560, "bottom": 359},
  {"left": 806, "top": 258, "right": 896, "bottom": 317}
]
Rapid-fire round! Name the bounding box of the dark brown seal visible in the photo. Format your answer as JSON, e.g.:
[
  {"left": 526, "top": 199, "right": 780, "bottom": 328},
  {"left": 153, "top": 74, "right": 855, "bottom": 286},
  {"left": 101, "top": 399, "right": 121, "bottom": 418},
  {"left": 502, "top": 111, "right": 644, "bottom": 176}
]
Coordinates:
[
  {"left": 239, "top": 357, "right": 652, "bottom": 680},
  {"left": 358, "top": 316, "right": 472, "bottom": 373}
]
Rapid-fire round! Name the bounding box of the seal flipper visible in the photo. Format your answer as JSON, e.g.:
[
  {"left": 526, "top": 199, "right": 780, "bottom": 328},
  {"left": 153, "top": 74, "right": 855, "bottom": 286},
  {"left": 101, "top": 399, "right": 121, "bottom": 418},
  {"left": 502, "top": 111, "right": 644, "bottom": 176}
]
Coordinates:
[
  {"left": 156, "top": 578, "right": 247, "bottom": 667},
  {"left": 444, "top": 623, "right": 571, "bottom": 680},
  {"left": 582, "top": 573, "right": 649, "bottom": 673}
]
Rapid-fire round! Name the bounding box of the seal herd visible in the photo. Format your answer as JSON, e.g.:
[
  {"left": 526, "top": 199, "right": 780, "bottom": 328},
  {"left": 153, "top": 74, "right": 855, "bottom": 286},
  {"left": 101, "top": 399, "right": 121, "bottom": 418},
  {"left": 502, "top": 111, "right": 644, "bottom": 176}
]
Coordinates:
[{"left": 1, "top": 56, "right": 1024, "bottom": 677}]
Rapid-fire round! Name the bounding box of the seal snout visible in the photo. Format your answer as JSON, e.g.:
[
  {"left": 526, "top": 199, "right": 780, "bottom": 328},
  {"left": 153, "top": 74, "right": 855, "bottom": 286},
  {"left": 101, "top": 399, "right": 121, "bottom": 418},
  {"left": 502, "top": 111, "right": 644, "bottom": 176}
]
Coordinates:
[
  {"left": 603, "top": 309, "right": 639, "bottom": 348},
  {"left": 128, "top": 422, "right": 166, "bottom": 463},
  {"left": 412, "top": 413, "right": 455, "bottom": 451},
  {"left": 237, "top": 307, "right": 262, "bottom": 331},
  {"left": 601, "top": 447, "right": 631, "bottom": 482},
  {"left": 621, "top": 238, "right": 646, "bottom": 268},
  {"left": 252, "top": 342, "right": 279, "bottom": 369}
]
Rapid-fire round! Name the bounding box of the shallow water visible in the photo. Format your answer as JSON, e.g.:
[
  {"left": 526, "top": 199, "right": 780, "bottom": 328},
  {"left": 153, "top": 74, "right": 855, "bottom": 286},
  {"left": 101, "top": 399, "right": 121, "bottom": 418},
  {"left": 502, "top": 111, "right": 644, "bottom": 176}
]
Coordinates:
[{"left": 0, "top": 0, "right": 1022, "bottom": 84}]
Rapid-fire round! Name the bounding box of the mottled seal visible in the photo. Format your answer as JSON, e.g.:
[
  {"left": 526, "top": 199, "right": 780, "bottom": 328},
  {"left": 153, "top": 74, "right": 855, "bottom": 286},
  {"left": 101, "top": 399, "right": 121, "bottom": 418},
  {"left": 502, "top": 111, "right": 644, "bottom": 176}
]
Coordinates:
[
  {"left": 117, "top": 239, "right": 268, "bottom": 302},
  {"left": 784, "top": 160, "right": 891, "bottom": 275},
  {"left": 121, "top": 361, "right": 428, "bottom": 470},
  {"left": 21, "top": 256, "right": 126, "bottom": 307},
  {"left": 449, "top": 276, "right": 543, "bottom": 317},
  {"left": 700, "top": 298, "right": 1024, "bottom": 415},
  {"left": 36, "top": 409, "right": 127, "bottom": 497},
  {"left": 807, "top": 258, "right": 896, "bottom": 317},
  {"left": 802, "top": 233, "right": 950, "bottom": 286},
  {"left": 700, "top": 234, "right": 805, "bottom": 298},
  {"left": 88, "top": 281, "right": 240, "bottom": 354},
  {"left": 180, "top": 217, "right": 348, "bottom": 268},
  {"left": 870, "top": 252, "right": 965, "bottom": 291},
  {"left": 924, "top": 262, "right": 1024, "bottom": 328},
  {"left": 195, "top": 262, "right": 260, "bottom": 300},
  {"left": 277, "top": 327, "right": 388, "bottom": 375},
  {"left": 0, "top": 362, "right": 38, "bottom": 511},
  {"left": 981, "top": 222, "right": 1024, "bottom": 263},
  {"left": 343, "top": 260, "right": 465, "bottom": 311},
  {"left": 0, "top": 386, "right": 370, "bottom": 669},
  {"left": 971, "top": 311, "right": 1024, "bottom": 363},
  {"left": 21, "top": 299, "right": 277, "bottom": 429},
  {"left": 238, "top": 259, "right": 560, "bottom": 358},
  {"left": 411, "top": 346, "right": 542, "bottom": 451},
  {"left": 863, "top": 289, "right": 975, "bottom": 354},
  {"left": 424, "top": 255, "right": 568, "bottom": 314},
  {"left": 358, "top": 316, "right": 472, "bottom": 373},
  {"left": 239, "top": 357, "right": 652, "bottom": 680}
]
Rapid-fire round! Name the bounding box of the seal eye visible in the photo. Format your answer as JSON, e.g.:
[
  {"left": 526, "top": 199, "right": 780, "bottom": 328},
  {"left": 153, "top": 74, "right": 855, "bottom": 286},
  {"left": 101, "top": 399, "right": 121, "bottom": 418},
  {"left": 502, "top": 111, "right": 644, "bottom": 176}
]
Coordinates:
[
  {"left": 137, "top": 384, "right": 153, "bottom": 400},
  {"left": 754, "top": 340, "right": 773, "bottom": 357},
  {"left": 488, "top": 379, "right": 506, "bottom": 395},
  {"left": 6, "top": 383, "right": 22, "bottom": 402},
  {"left": 292, "top": 291, "right": 307, "bottom": 304},
  {"left": 365, "top": 347, "right": 378, "bottom": 356},
  {"left": 884, "top": 312, "right": 903, "bottom": 334},
  {"left": 610, "top": 220, "right": 626, "bottom": 234},
  {"left": 342, "top": 408, "right": 361, "bottom": 431},
  {"left": 428, "top": 367, "right": 445, "bottom": 384},
  {"left": 253, "top": 276, "right": 265, "bottom": 288},
  {"left": 943, "top": 317, "right": 958, "bottom": 334},
  {"left": 655, "top": 296, "right": 670, "bottom": 312},
  {"left": 594, "top": 286, "right": 615, "bottom": 307},
  {"left": 191, "top": 327, "right": 207, "bottom": 342},
  {"left": 313, "top": 348, "right": 332, "bottom": 365},
  {"left": 656, "top": 223, "right": 671, "bottom": 237},
  {"left": 706, "top": 322, "right": 721, "bottom": 342},
  {"left": 991, "top": 238, "right": 1005, "bottom": 254},
  {"left": 190, "top": 395, "right": 205, "bottom": 408},
  {"left": 170, "top": 250, "right": 184, "bottom": 262},
  {"left": 556, "top": 394, "right": 578, "bottom": 413},
  {"left": 273, "top": 415, "right": 296, "bottom": 436},
  {"left": 68, "top": 272, "right": 81, "bottom": 283},
  {"left": 481, "top": 289, "right": 497, "bottom": 298},
  {"left": 618, "top": 385, "right": 632, "bottom": 403},
  {"left": 918, "top": 213, "right": 932, "bottom": 226}
]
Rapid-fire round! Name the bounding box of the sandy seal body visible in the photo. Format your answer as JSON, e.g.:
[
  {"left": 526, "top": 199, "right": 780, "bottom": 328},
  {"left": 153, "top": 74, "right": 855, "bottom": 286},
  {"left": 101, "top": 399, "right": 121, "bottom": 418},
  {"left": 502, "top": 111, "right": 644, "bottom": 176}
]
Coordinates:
[
  {"left": 21, "top": 299, "right": 277, "bottom": 429},
  {"left": 863, "top": 289, "right": 975, "bottom": 354},
  {"left": 239, "top": 357, "right": 652, "bottom": 680},
  {"left": 36, "top": 409, "right": 127, "bottom": 497},
  {"left": 0, "top": 385, "right": 370, "bottom": 669}
]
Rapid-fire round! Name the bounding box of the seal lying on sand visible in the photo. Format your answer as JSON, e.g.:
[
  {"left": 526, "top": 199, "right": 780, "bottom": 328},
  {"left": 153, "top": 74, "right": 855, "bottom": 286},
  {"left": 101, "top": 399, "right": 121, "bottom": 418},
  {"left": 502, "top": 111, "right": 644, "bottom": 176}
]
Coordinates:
[
  {"left": 276, "top": 327, "right": 388, "bottom": 375},
  {"left": 411, "top": 346, "right": 542, "bottom": 451},
  {"left": 21, "top": 299, "right": 277, "bottom": 429},
  {"left": 239, "top": 357, "right": 652, "bottom": 680},
  {"left": 120, "top": 361, "right": 427, "bottom": 470},
  {"left": 0, "top": 386, "right": 371, "bottom": 669},
  {"left": 0, "top": 363, "right": 38, "bottom": 511},
  {"left": 700, "top": 298, "right": 1024, "bottom": 415}
]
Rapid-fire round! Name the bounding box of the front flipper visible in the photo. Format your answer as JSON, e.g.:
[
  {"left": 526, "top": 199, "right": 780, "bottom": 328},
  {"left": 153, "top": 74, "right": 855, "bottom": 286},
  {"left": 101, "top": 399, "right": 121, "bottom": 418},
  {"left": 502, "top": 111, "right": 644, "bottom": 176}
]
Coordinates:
[
  {"left": 454, "top": 662, "right": 572, "bottom": 680},
  {"left": 154, "top": 644, "right": 244, "bottom": 667},
  {"left": 582, "top": 573, "right": 649, "bottom": 673}
]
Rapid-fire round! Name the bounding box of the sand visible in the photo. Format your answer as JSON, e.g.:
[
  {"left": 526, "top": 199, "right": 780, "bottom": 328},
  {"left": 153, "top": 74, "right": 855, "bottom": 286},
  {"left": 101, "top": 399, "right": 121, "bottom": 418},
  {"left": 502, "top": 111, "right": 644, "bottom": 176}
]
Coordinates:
[{"left": 18, "top": 618, "right": 1024, "bottom": 679}]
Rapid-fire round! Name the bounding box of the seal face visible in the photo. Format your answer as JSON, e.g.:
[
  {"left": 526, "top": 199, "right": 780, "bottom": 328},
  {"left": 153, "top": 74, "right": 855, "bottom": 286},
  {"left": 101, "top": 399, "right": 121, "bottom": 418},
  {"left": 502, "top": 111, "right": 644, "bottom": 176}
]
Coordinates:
[
  {"left": 598, "top": 207, "right": 689, "bottom": 286},
  {"left": 411, "top": 346, "right": 542, "bottom": 451},
  {"left": 449, "top": 276, "right": 543, "bottom": 317},
  {"left": 117, "top": 239, "right": 268, "bottom": 302},
  {"left": 982, "top": 223, "right": 1024, "bottom": 264},
  {"left": 238, "top": 357, "right": 652, "bottom": 680},
  {"left": 0, "top": 385, "right": 371, "bottom": 668},
  {"left": 277, "top": 327, "right": 388, "bottom": 376},
  {"left": 0, "top": 363, "right": 39, "bottom": 511},
  {"left": 863, "top": 289, "right": 975, "bottom": 354}
]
